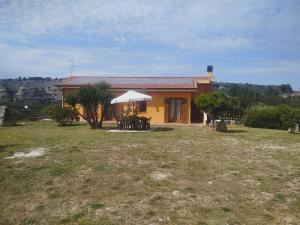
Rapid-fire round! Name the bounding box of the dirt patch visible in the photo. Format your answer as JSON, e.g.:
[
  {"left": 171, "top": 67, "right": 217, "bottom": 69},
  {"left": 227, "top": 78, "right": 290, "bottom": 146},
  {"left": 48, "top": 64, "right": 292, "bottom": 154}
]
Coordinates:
[
  {"left": 172, "top": 190, "right": 183, "bottom": 197},
  {"left": 223, "top": 137, "right": 240, "bottom": 145},
  {"left": 240, "top": 179, "right": 261, "bottom": 187},
  {"left": 137, "top": 158, "right": 152, "bottom": 166},
  {"left": 249, "top": 191, "right": 274, "bottom": 204},
  {"left": 255, "top": 144, "right": 286, "bottom": 150},
  {"left": 126, "top": 144, "right": 144, "bottom": 148},
  {"left": 286, "top": 178, "right": 300, "bottom": 191},
  {"left": 150, "top": 171, "right": 172, "bottom": 181},
  {"left": 4, "top": 148, "right": 46, "bottom": 159}
]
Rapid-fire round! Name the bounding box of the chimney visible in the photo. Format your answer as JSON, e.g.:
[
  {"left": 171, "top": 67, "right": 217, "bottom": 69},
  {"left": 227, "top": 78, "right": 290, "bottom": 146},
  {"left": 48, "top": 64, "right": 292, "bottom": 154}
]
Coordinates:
[{"left": 207, "top": 65, "right": 215, "bottom": 81}]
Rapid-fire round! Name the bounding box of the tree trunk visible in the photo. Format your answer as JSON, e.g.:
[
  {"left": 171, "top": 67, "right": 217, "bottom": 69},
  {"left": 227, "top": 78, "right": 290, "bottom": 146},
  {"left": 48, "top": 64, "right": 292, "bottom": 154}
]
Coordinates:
[
  {"left": 98, "top": 104, "right": 105, "bottom": 129},
  {"left": 71, "top": 104, "right": 104, "bottom": 129},
  {"left": 212, "top": 114, "right": 215, "bottom": 131},
  {"left": 71, "top": 105, "right": 94, "bottom": 128}
]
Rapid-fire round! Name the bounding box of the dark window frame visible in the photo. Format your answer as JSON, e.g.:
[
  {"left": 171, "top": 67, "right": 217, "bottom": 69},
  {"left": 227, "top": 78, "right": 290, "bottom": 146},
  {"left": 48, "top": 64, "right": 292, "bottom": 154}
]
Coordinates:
[{"left": 137, "top": 101, "right": 147, "bottom": 112}]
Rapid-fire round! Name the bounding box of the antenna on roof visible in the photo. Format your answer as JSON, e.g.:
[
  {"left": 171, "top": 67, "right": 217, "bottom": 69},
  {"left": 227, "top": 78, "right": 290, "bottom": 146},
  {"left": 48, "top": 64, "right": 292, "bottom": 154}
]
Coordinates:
[{"left": 70, "top": 59, "right": 77, "bottom": 76}]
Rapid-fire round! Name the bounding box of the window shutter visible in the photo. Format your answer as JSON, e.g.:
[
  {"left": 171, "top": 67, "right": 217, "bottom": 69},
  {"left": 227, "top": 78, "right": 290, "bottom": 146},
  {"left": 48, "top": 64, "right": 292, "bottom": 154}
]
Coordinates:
[
  {"left": 181, "top": 98, "right": 188, "bottom": 124},
  {"left": 164, "top": 98, "right": 169, "bottom": 123}
]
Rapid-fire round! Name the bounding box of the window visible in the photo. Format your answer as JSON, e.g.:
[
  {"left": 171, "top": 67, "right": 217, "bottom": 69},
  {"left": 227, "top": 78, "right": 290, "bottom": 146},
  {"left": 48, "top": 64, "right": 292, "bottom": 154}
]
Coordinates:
[
  {"left": 137, "top": 101, "right": 147, "bottom": 112},
  {"left": 168, "top": 98, "right": 182, "bottom": 122}
]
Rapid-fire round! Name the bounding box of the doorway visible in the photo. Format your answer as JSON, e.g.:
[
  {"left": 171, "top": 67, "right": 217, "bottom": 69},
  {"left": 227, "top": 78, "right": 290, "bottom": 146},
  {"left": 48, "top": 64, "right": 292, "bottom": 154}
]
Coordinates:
[
  {"left": 168, "top": 98, "right": 183, "bottom": 122},
  {"left": 191, "top": 100, "right": 203, "bottom": 123}
]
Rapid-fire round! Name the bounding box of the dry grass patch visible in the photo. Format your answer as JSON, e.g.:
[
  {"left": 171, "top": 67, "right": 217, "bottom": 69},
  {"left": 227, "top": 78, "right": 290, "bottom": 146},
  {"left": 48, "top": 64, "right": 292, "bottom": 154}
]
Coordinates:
[{"left": 0, "top": 121, "right": 299, "bottom": 225}]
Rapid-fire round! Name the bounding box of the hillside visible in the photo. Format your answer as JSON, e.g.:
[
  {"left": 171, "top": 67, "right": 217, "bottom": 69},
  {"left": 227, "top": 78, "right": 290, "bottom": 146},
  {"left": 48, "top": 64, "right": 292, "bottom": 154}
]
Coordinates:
[
  {"left": 0, "top": 78, "right": 62, "bottom": 103},
  {"left": 214, "top": 82, "right": 293, "bottom": 95}
]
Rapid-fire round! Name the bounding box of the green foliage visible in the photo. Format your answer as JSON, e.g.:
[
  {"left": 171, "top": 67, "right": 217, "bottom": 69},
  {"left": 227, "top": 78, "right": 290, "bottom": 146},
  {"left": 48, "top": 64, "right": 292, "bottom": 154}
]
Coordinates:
[
  {"left": 225, "top": 83, "right": 298, "bottom": 107},
  {"left": 2, "top": 106, "right": 24, "bottom": 127},
  {"left": 48, "top": 106, "right": 79, "bottom": 126},
  {"left": 65, "top": 81, "right": 113, "bottom": 129},
  {"left": 278, "top": 106, "right": 300, "bottom": 130},
  {"left": 195, "top": 92, "right": 245, "bottom": 125},
  {"left": 41, "top": 104, "right": 59, "bottom": 117},
  {"left": 195, "top": 92, "right": 229, "bottom": 120},
  {"left": 195, "top": 92, "right": 244, "bottom": 122},
  {"left": 244, "top": 105, "right": 300, "bottom": 130},
  {"left": 65, "top": 95, "right": 78, "bottom": 108},
  {"left": 0, "top": 101, "right": 61, "bottom": 120},
  {"left": 225, "top": 97, "right": 244, "bottom": 120}
]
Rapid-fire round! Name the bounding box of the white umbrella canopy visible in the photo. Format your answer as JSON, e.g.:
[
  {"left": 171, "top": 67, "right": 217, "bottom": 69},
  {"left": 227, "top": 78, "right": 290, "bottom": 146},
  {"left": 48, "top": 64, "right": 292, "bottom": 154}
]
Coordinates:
[{"left": 111, "top": 90, "right": 152, "bottom": 104}]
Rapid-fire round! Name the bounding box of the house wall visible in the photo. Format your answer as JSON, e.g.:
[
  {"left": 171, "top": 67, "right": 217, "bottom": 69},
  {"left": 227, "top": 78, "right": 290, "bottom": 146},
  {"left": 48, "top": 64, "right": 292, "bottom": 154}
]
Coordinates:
[
  {"left": 61, "top": 87, "right": 211, "bottom": 124},
  {"left": 136, "top": 91, "right": 192, "bottom": 124},
  {"left": 62, "top": 88, "right": 84, "bottom": 116}
]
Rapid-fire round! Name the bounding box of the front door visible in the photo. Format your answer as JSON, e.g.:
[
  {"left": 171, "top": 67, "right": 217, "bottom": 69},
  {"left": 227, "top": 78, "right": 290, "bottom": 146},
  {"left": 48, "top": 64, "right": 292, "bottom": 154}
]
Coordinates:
[
  {"left": 191, "top": 100, "right": 203, "bottom": 123},
  {"left": 104, "top": 105, "right": 115, "bottom": 120},
  {"left": 169, "top": 98, "right": 183, "bottom": 122}
]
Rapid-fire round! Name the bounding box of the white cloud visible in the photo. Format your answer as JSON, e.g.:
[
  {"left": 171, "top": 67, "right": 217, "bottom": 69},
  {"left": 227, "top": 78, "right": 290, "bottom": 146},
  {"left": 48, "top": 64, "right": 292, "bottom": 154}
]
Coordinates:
[
  {"left": 221, "top": 59, "right": 300, "bottom": 75},
  {"left": 1, "top": 0, "right": 299, "bottom": 51},
  {"left": 0, "top": 42, "right": 199, "bottom": 77},
  {"left": 0, "top": 43, "right": 96, "bottom": 77},
  {"left": 0, "top": 0, "right": 300, "bottom": 87}
]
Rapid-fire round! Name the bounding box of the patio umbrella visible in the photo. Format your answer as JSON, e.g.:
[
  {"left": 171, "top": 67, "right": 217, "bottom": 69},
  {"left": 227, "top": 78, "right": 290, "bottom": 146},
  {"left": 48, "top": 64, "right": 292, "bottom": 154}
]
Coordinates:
[{"left": 111, "top": 90, "right": 152, "bottom": 104}]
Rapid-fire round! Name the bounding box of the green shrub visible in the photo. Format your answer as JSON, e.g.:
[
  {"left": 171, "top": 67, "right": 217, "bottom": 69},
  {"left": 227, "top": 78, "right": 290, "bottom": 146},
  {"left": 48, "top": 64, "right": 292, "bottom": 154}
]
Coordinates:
[
  {"left": 41, "top": 104, "right": 59, "bottom": 117},
  {"left": 279, "top": 106, "right": 300, "bottom": 130},
  {"left": 244, "top": 105, "right": 300, "bottom": 130},
  {"left": 48, "top": 106, "right": 79, "bottom": 126},
  {"left": 2, "top": 106, "right": 24, "bottom": 127}
]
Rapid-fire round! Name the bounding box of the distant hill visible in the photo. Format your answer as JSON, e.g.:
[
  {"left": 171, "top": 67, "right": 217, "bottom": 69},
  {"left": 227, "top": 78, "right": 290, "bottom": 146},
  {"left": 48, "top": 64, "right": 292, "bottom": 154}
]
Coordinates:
[
  {"left": 214, "top": 82, "right": 294, "bottom": 95},
  {"left": 0, "top": 77, "right": 295, "bottom": 104},
  {"left": 0, "top": 77, "right": 62, "bottom": 103}
]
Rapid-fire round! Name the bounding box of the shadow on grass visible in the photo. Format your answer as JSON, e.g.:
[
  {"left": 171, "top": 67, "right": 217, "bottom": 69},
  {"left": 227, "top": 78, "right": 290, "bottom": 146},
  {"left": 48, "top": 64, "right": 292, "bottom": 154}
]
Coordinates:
[
  {"left": 1, "top": 123, "right": 25, "bottom": 127},
  {"left": 0, "top": 144, "right": 18, "bottom": 152},
  {"left": 68, "top": 123, "right": 89, "bottom": 127},
  {"left": 153, "top": 127, "right": 174, "bottom": 132},
  {"left": 225, "top": 129, "right": 248, "bottom": 133}
]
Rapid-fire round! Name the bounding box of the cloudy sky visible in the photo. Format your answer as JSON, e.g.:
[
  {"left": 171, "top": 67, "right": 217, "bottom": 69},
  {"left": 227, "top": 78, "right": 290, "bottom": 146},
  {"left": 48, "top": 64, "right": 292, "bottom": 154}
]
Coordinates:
[{"left": 0, "top": 0, "right": 300, "bottom": 89}]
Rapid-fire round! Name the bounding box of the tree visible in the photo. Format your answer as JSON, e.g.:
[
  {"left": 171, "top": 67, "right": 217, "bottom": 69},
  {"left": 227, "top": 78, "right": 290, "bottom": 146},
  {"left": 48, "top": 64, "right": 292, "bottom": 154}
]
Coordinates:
[
  {"left": 226, "top": 97, "right": 244, "bottom": 120},
  {"left": 194, "top": 92, "right": 229, "bottom": 130},
  {"left": 65, "top": 81, "right": 113, "bottom": 129}
]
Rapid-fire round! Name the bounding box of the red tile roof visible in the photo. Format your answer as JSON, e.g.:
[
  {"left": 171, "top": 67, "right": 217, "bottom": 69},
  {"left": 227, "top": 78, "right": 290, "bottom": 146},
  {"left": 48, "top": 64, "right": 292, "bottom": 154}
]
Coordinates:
[{"left": 58, "top": 76, "right": 211, "bottom": 89}]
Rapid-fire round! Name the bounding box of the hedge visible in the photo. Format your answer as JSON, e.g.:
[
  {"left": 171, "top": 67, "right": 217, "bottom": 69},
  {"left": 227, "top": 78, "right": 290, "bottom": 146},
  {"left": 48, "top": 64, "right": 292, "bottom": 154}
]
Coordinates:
[{"left": 244, "top": 105, "right": 300, "bottom": 130}]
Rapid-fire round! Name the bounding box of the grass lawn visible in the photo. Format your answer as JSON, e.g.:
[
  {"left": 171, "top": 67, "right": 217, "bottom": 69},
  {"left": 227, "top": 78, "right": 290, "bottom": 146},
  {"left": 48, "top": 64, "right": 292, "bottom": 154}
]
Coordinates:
[{"left": 0, "top": 121, "right": 299, "bottom": 225}]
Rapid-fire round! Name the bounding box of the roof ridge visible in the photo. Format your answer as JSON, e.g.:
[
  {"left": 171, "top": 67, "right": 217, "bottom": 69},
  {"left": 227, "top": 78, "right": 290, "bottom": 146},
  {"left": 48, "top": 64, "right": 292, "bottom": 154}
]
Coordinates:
[
  {"left": 63, "top": 75, "right": 207, "bottom": 78},
  {"left": 57, "top": 76, "right": 213, "bottom": 89}
]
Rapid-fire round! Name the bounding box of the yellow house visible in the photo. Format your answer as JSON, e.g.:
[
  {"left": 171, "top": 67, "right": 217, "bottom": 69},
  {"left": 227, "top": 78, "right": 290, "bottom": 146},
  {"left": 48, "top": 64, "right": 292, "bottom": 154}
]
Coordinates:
[{"left": 57, "top": 66, "right": 214, "bottom": 124}]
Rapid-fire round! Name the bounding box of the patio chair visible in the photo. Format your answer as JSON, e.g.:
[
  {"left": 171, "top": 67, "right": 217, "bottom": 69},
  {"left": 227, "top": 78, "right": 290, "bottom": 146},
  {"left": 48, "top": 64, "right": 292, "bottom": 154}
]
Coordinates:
[
  {"left": 146, "top": 117, "right": 152, "bottom": 129},
  {"left": 122, "top": 116, "right": 132, "bottom": 130},
  {"left": 139, "top": 116, "right": 151, "bottom": 130},
  {"left": 131, "top": 115, "right": 141, "bottom": 130}
]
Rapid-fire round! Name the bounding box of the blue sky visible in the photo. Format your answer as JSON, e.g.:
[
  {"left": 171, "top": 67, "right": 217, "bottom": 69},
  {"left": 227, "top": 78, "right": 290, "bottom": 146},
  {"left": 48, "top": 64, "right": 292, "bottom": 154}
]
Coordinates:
[{"left": 0, "top": 0, "right": 300, "bottom": 89}]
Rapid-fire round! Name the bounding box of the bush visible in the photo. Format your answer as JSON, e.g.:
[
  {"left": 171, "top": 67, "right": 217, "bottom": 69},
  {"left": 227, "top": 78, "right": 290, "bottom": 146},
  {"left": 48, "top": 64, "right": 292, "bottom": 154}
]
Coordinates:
[
  {"left": 2, "top": 107, "right": 24, "bottom": 127},
  {"left": 48, "top": 106, "right": 79, "bottom": 126},
  {"left": 244, "top": 105, "right": 300, "bottom": 130},
  {"left": 279, "top": 106, "right": 300, "bottom": 130},
  {"left": 41, "top": 104, "right": 59, "bottom": 117}
]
